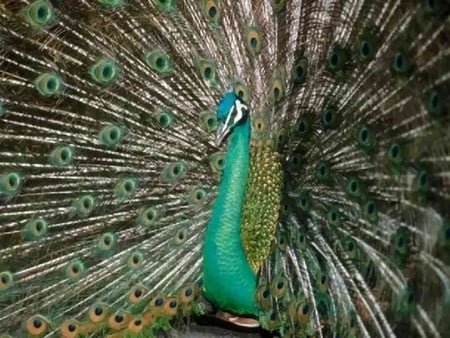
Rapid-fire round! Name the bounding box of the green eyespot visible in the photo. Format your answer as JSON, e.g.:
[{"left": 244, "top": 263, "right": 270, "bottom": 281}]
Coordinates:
[
  {"left": 99, "top": 124, "right": 124, "bottom": 148},
  {"left": 364, "top": 199, "right": 378, "bottom": 224},
  {"left": 251, "top": 115, "right": 270, "bottom": 140},
  {"left": 197, "top": 58, "right": 218, "bottom": 84},
  {"left": 187, "top": 186, "right": 208, "bottom": 206},
  {"left": 96, "top": 232, "right": 117, "bottom": 253},
  {"left": 327, "top": 207, "right": 342, "bottom": 227},
  {"left": 65, "top": 259, "right": 86, "bottom": 281},
  {"left": 0, "top": 271, "right": 14, "bottom": 291},
  {"left": 391, "top": 51, "right": 414, "bottom": 77},
  {"left": 357, "top": 34, "right": 377, "bottom": 62},
  {"left": 50, "top": 145, "right": 74, "bottom": 168},
  {"left": 326, "top": 46, "right": 350, "bottom": 72},
  {"left": 416, "top": 170, "right": 431, "bottom": 194},
  {"left": 245, "top": 25, "right": 263, "bottom": 55},
  {"left": 0, "top": 172, "right": 23, "bottom": 197},
  {"left": 173, "top": 226, "right": 189, "bottom": 246},
  {"left": 23, "top": 218, "right": 49, "bottom": 241},
  {"left": 73, "top": 194, "right": 96, "bottom": 218},
  {"left": 137, "top": 206, "right": 163, "bottom": 228},
  {"left": 155, "top": 110, "right": 175, "bottom": 128},
  {"left": 233, "top": 80, "right": 250, "bottom": 103},
  {"left": 202, "top": 0, "right": 221, "bottom": 25},
  {"left": 127, "top": 251, "right": 144, "bottom": 270},
  {"left": 424, "top": 89, "right": 446, "bottom": 119},
  {"left": 346, "top": 177, "right": 363, "bottom": 198},
  {"left": 298, "top": 191, "right": 312, "bottom": 213},
  {"left": 26, "top": 0, "right": 55, "bottom": 28},
  {"left": 292, "top": 57, "right": 308, "bottom": 85},
  {"left": 145, "top": 50, "right": 173, "bottom": 75},
  {"left": 209, "top": 152, "right": 226, "bottom": 172},
  {"left": 356, "top": 126, "right": 376, "bottom": 153},
  {"left": 321, "top": 105, "right": 338, "bottom": 129},
  {"left": 161, "top": 162, "right": 188, "bottom": 183},
  {"left": 270, "top": 71, "right": 286, "bottom": 104},
  {"left": 315, "top": 162, "right": 331, "bottom": 183},
  {"left": 34, "top": 73, "right": 62, "bottom": 96},
  {"left": 199, "top": 110, "right": 218, "bottom": 133},
  {"left": 89, "top": 58, "right": 120, "bottom": 85},
  {"left": 114, "top": 177, "right": 138, "bottom": 200},
  {"left": 295, "top": 115, "right": 313, "bottom": 138}
]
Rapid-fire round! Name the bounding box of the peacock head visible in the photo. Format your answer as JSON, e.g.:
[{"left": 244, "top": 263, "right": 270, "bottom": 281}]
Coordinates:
[{"left": 215, "top": 92, "right": 249, "bottom": 145}]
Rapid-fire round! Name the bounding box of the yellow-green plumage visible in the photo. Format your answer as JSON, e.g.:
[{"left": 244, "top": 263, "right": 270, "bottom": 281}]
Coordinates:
[{"left": 242, "top": 140, "right": 283, "bottom": 271}]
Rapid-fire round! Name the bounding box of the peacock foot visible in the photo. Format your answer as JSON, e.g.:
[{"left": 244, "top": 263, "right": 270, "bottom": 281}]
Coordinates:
[{"left": 215, "top": 310, "right": 260, "bottom": 328}]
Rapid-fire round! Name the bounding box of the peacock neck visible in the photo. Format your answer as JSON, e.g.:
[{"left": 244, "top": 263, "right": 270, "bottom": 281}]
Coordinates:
[{"left": 202, "top": 117, "right": 259, "bottom": 316}]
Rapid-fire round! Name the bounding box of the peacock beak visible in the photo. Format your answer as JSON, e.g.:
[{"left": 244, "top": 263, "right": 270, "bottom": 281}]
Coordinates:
[{"left": 215, "top": 122, "right": 231, "bottom": 146}]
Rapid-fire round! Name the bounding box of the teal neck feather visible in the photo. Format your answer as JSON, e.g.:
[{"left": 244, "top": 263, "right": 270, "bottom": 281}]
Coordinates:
[{"left": 202, "top": 117, "right": 258, "bottom": 316}]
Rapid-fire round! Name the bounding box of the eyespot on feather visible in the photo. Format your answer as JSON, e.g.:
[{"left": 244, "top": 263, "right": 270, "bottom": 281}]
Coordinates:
[
  {"left": 197, "top": 58, "right": 218, "bottom": 84},
  {"left": 209, "top": 152, "right": 226, "bottom": 172},
  {"left": 178, "top": 284, "right": 198, "bottom": 304},
  {"left": 99, "top": 124, "right": 124, "bottom": 148},
  {"left": 160, "top": 297, "right": 178, "bottom": 317},
  {"left": 65, "top": 259, "right": 86, "bottom": 281},
  {"left": 23, "top": 218, "right": 48, "bottom": 241},
  {"left": 73, "top": 194, "right": 96, "bottom": 218},
  {"left": 155, "top": 110, "right": 175, "bottom": 128},
  {"left": 26, "top": 315, "right": 50, "bottom": 336},
  {"left": 25, "top": 0, "right": 55, "bottom": 28},
  {"left": 128, "top": 316, "right": 145, "bottom": 334},
  {"left": 60, "top": 319, "right": 81, "bottom": 338},
  {"left": 129, "top": 284, "right": 148, "bottom": 304},
  {"left": 114, "top": 177, "right": 138, "bottom": 200},
  {"left": 245, "top": 25, "right": 263, "bottom": 55},
  {"left": 172, "top": 226, "right": 189, "bottom": 246},
  {"left": 256, "top": 284, "right": 272, "bottom": 310},
  {"left": 145, "top": 50, "right": 173, "bottom": 75},
  {"left": 292, "top": 57, "right": 308, "bottom": 85},
  {"left": 50, "top": 145, "right": 74, "bottom": 168},
  {"left": 96, "top": 232, "right": 117, "bottom": 253},
  {"left": 187, "top": 186, "right": 208, "bottom": 206},
  {"left": 34, "top": 73, "right": 63, "bottom": 96},
  {"left": 270, "top": 275, "right": 288, "bottom": 299},
  {"left": 270, "top": 72, "right": 286, "bottom": 104},
  {"left": 0, "top": 171, "right": 23, "bottom": 197},
  {"left": 0, "top": 271, "right": 14, "bottom": 291},
  {"left": 199, "top": 110, "right": 218, "bottom": 133},
  {"left": 89, "top": 58, "right": 120, "bottom": 85},
  {"left": 88, "top": 303, "right": 109, "bottom": 323},
  {"left": 161, "top": 161, "right": 188, "bottom": 183},
  {"left": 202, "top": 0, "right": 221, "bottom": 25},
  {"left": 233, "top": 80, "right": 250, "bottom": 103},
  {"left": 137, "top": 206, "right": 163, "bottom": 228},
  {"left": 108, "top": 311, "right": 131, "bottom": 330},
  {"left": 127, "top": 250, "right": 145, "bottom": 269}
]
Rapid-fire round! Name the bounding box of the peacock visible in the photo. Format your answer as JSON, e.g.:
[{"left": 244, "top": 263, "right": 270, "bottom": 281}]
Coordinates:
[{"left": 0, "top": 0, "right": 449, "bottom": 337}]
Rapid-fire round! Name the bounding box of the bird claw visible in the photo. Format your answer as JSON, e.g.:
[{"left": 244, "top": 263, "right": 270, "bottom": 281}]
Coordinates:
[{"left": 215, "top": 310, "right": 260, "bottom": 328}]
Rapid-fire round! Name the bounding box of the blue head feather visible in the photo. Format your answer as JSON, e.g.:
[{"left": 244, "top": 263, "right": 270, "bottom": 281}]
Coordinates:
[{"left": 216, "top": 92, "right": 238, "bottom": 121}]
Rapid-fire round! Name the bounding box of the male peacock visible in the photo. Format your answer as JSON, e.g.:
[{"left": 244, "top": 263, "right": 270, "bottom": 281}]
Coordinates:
[{"left": 0, "top": 0, "right": 449, "bottom": 337}]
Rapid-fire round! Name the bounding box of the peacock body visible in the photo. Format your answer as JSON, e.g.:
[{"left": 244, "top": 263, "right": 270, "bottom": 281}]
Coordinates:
[{"left": 0, "top": 0, "right": 449, "bottom": 337}]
